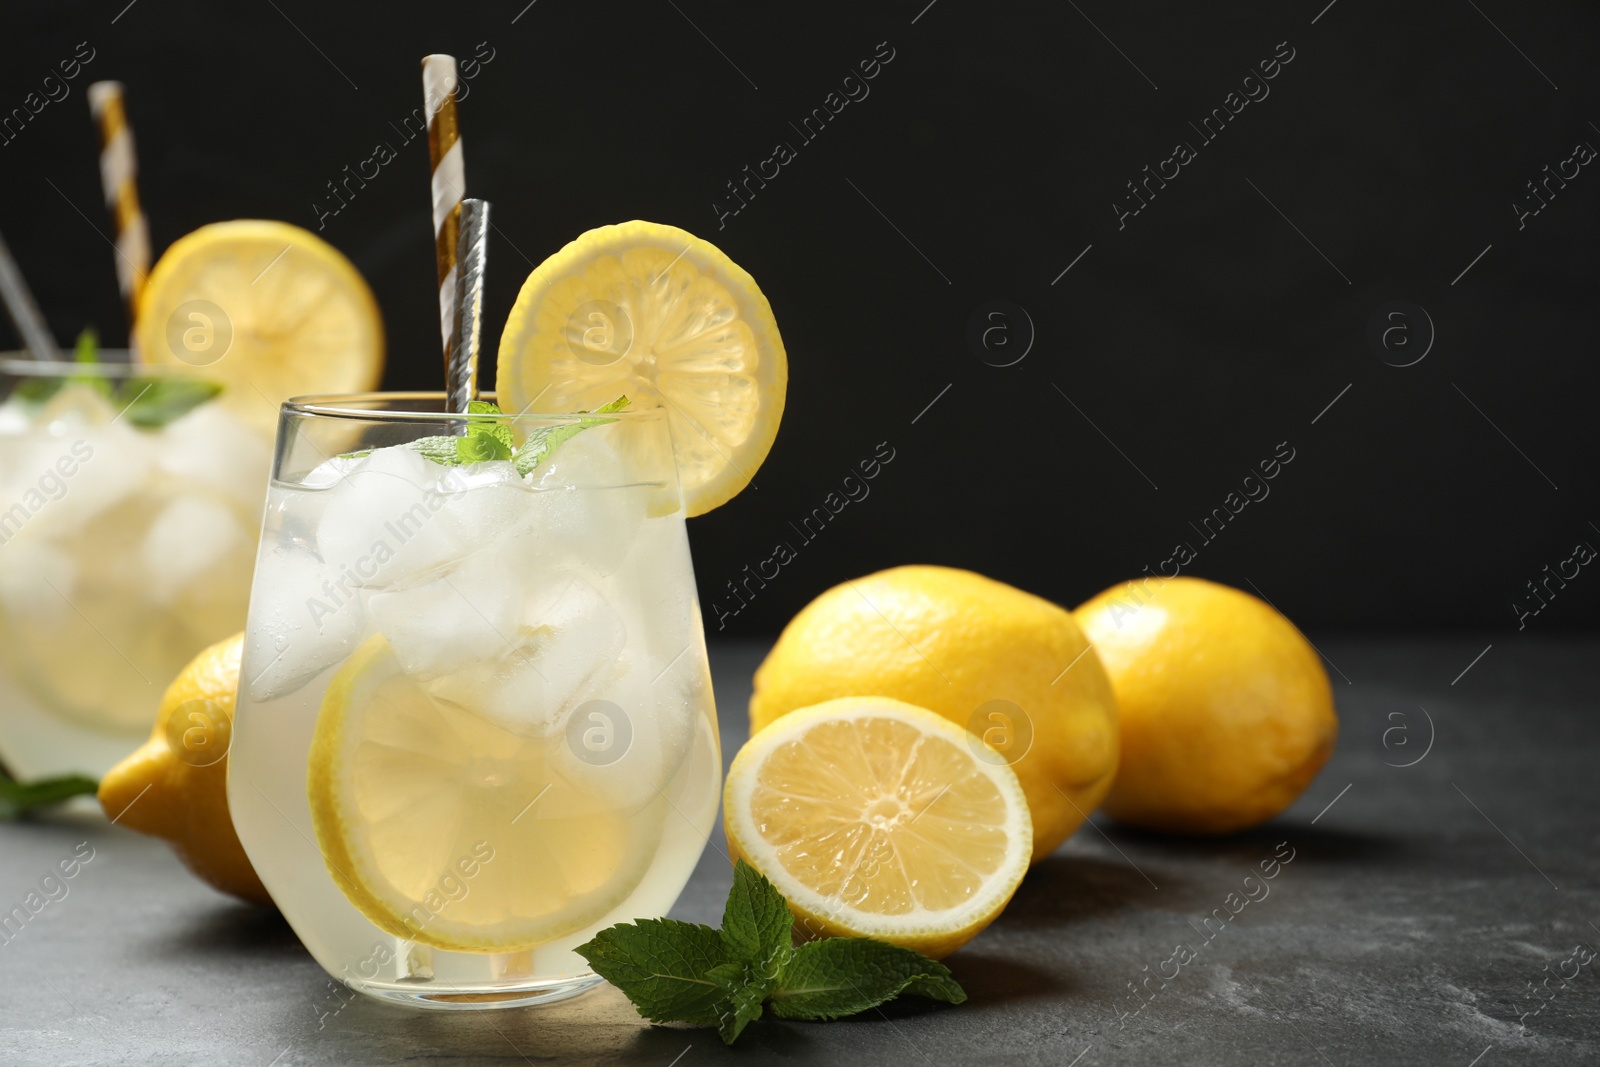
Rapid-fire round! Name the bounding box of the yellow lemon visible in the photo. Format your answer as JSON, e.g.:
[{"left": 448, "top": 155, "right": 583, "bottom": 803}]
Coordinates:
[
  {"left": 725, "top": 697, "right": 1031, "bottom": 959},
  {"left": 305, "top": 637, "right": 662, "bottom": 954},
  {"left": 496, "top": 220, "right": 786, "bottom": 517},
  {"left": 1075, "top": 576, "right": 1339, "bottom": 835},
  {"left": 749, "top": 565, "right": 1118, "bottom": 862},
  {"left": 136, "top": 220, "right": 384, "bottom": 435},
  {"left": 98, "top": 632, "right": 271, "bottom": 905}
]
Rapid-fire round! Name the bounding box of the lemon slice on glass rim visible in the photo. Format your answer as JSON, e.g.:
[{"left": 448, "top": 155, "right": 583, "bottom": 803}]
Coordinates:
[
  {"left": 724, "top": 696, "right": 1033, "bottom": 960},
  {"left": 496, "top": 220, "right": 787, "bottom": 517},
  {"left": 135, "top": 219, "right": 385, "bottom": 436}
]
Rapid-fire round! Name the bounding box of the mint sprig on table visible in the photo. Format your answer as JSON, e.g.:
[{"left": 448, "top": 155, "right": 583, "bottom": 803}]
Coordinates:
[
  {"left": 13, "top": 327, "right": 224, "bottom": 430},
  {"left": 0, "top": 770, "right": 98, "bottom": 820},
  {"left": 340, "top": 396, "right": 630, "bottom": 471},
  {"left": 576, "top": 860, "right": 966, "bottom": 1044}
]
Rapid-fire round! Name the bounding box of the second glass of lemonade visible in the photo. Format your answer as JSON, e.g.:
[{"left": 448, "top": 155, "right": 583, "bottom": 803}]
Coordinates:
[
  {"left": 0, "top": 355, "right": 269, "bottom": 779},
  {"left": 228, "top": 393, "right": 720, "bottom": 1007}
]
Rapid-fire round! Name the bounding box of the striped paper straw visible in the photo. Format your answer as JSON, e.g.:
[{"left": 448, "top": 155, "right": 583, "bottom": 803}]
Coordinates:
[
  {"left": 422, "top": 55, "right": 465, "bottom": 373},
  {"left": 87, "top": 82, "right": 150, "bottom": 335}
]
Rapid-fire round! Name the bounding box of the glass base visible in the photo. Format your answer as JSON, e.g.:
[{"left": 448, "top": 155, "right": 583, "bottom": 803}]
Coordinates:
[{"left": 351, "top": 972, "right": 607, "bottom": 1011}]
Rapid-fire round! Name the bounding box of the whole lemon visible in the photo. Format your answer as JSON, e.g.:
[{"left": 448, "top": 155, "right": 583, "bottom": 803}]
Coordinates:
[
  {"left": 750, "top": 565, "right": 1119, "bottom": 862},
  {"left": 98, "top": 633, "right": 271, "bottom": 905},
  {"left": 1074, "top": 577, "right": 1338, "bottom": 835}
]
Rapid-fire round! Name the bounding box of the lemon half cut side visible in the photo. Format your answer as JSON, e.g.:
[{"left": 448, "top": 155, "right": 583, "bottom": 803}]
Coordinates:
[{"left": 724, "top": 696, "right": 1032, "bottom": 959}]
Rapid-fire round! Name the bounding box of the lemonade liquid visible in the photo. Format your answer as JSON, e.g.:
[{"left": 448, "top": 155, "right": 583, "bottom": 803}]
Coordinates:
[{"left": 228, "top": 424, "right": 719, "bottom": 1006}]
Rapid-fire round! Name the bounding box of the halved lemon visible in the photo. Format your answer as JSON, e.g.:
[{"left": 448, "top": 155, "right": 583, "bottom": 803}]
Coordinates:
[
  {"left": 306, "top": 637, "right": 662, "bottom": 953},
  {"left": 136, "top": 220, "right": 384, "bottom": 435},
  {"left": 496, "top": 221, "right": 786, "bottom": 517},
  {"left": 724, "top": 697, "right": 1032, "bottom": 959}
]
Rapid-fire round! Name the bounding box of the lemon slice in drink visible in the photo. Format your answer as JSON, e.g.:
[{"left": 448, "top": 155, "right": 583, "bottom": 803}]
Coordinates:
[
  {"left": 136, "top": 220, "right": 384, "bottom": 435},
  {"left": 496, "top": 221, "right": 786, "bottom": 517},
  {"left": 724, "top": 697, "right": 1032, "bottom": 959},
  {"left": 307, "top": 637, "right": 660, "bottom": 953}
]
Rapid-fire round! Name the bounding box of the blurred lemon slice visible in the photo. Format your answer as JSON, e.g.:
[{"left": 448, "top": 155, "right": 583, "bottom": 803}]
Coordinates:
[
  {"left": 307, "top": 637, "right": 659, "bottom": 953},
  {"left": 496, "top": 220, "right": 786, "bottom": 517},
  {"left": 136, "top": 220, "right": 384, "bottom": 435},
  {"left": 724, "top": 696, "right": 1032, "bottom": 959}
]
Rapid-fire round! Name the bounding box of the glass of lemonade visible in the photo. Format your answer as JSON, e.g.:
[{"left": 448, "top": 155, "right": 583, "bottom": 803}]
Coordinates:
[
  {"left": 228, "top": 393, "right": 720, "bottom": 1008},
  {"left": 0, "top": 354, "right": 270, "bottom": 779}
]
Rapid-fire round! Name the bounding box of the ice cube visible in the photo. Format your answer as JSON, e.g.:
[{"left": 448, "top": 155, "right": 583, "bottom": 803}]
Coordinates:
[
  {"left": 260, "top": 487, "right": 326, "bottom": 557},
  {"left": 36, "top": 381, "right": 119, "bottom": 429},
  {"left": 525, "top": 425, "right": 628, "bottom": 490},
  {"left": 494, "top": 492, "right": 646, "bottom": 583},
  {"left": 301, "top": 454, "right": 360, "bottom": 490},
  {"left": 609, "top": 511, "right": 699, "bottom": 663},
  {"left": 0, "top": 400, "right": 30, "bottom": 436},
  {"left": 141, "top": 494, "right": 247, "bottom": 605},
  {"left": 544, "top": 658, "right": 696, "bottom": 818},
  {"left": 242, "top": 540, "right": 366, "bottom": 704},
  {"left": 0, "top": 437, "right": 61, "bottom": 522},
  {"left": 426, "top": 572, "right": 626, "bottom": 734},
  {"left": 0, "top": 539, "right": 77, "bottom": 627},
  {"left": 30, "top": 422, "right": 156, "bottom": 534},
  {"left": 521, "top": 572, "right": 628, "bottom": 702},
  {"left": 367, "top": 553, "right": 523, "bottom": 679},
  {"left": 432, "top": 462, "right": 538, "bottom": 551},
  {"left": 513, "top": 432, "right": 647, "bottom": 576},
  {"left": 156, "top": 402, "right": 272, "bottom": 516},
  {"left": 427, "top": 648, "right": 621, "bottom": 738},
  {"left": 315, "top": 447, "right": 464, "bottom": 589}
]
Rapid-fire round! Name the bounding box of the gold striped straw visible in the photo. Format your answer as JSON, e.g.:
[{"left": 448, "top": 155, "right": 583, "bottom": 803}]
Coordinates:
[
  {"left": 422, "top": 55, "right": 465, "bottom": 375},
  {"left": 87, "top": 81, "right": 150, "bottom": 339}
]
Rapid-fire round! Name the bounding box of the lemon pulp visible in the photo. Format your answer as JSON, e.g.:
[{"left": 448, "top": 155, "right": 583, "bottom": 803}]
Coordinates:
[{"left": 724, "top": 697, "right": 1031, "bottom": 959}]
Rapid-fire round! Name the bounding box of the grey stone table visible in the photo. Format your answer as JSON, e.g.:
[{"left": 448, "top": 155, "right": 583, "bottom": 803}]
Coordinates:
[{"left": 2, "top": 636, "right": 1596, "bottom": 1066}]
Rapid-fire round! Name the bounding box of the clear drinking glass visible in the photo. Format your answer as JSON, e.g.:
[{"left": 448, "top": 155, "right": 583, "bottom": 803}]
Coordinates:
[
  {"left": 0, "top": 354, "right": 270, "bottom": 779},
  {"left": 228, "top": 393, "right": 720, "bottom": 1008}
]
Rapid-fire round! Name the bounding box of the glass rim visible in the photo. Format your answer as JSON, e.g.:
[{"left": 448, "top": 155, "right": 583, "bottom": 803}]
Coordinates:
[
  {"left": 283, "top": 391, "right": 664, "bottom": 424},
  {"left": 0, "top": 352, "right": 178, "bottom": 378}
]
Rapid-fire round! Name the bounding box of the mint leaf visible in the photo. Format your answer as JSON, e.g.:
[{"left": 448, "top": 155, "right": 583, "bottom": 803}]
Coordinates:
[
  {"left": 339, "top": 435, "right": 455, "bottom": 464},
  {"left": 74, "top": 327, "right": 98, "bottom": 365},
  {"left": 8, "top": 332, "right": 224, "bottom": 426},
  {"left": 117, "top": 377, "right": 224, "bottom": 429},
  {"left": 576, "top": 861, "right": 965, "bottom": 1044},
  {"left": 576, "top": 918, "right": 730, "bottom": 1025},
  {"left": 768, "top": 937, "right": 966, "bottom": 1021},
  {"left": 15, "top": 376, "right": 61, "bottom": 403},
  {"left": 457, "top": 422, "right": 514, "bottom": 463},
  {"left": 454, "top": 400, "right": 513, "bottom": 463},
  {"left": 513, "top": 395, "right": 630, "bottom": 476},
  {"left": 406, "top": 436, "right": 461, "bottom": 465},
  {"left": 16, "top": 327, "right": 99, "bottom": 404},
  {"left": 721, "top": 859, "right": 794, "bottom": 969},
  {"left": 903, "top": 970, "right": 968, "bottom": 1002},
  {"left": 72, "top": 327, "right": 112, "bottom": 399},
  {"left": 339, "top": 397, "right": 632, "bottom": 471},
  {"left": 0, "top": 771, "right": 99, "bottom": 821},
  {"left": 708, "top": 961, "right": 769, "bottom": 1044}
]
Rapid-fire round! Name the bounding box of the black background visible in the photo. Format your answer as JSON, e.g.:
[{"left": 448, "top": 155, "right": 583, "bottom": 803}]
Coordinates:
[{"left": 2, "top": 0, "right": 1596, "bottom": 635}]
